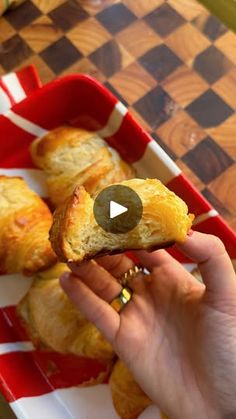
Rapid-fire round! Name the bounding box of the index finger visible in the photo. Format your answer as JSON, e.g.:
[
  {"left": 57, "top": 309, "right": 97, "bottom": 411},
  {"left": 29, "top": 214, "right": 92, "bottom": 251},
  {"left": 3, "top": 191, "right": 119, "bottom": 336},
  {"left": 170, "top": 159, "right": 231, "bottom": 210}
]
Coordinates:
[{"left": 96, "top": 254, "right": 134, "bottom": 278}]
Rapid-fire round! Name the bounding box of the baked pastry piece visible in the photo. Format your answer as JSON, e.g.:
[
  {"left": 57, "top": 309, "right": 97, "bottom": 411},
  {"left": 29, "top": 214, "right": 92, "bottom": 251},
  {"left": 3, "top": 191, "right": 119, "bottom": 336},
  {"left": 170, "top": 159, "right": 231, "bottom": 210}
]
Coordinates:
[
  {"left": 0, "top": 176, "right": 56, "bottom": 275},
  {"left": 17, "top": 263, "right": 114, "bottom": 362},
  {"left": 31, "top": 126, "right": 135, "bottom": 207},
  {"left": 50, "top": 178, "right": 194, "bottom": 263},
  {"left": 109, "top": 359, "right": 151, "bottom": 419}
]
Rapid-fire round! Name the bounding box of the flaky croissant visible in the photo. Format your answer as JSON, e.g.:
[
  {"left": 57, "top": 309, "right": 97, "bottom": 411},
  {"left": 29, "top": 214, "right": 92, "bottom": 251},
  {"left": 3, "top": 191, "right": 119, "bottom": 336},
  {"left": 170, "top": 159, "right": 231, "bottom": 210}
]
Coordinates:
[
  {"left": 50, "top": 178, "right": 194, "bottom": 264},
  {"left": 0, "top": 176, "right": 56, "bottom": 275},
  {"left": 31, "top": 126, "right": 135, "bottom": 207},
  {"left": 109, "top": 360, "right": 152, "bottom": 419},
  {"left": 17, "top": 263, "right": 114, "bottom": 363}
]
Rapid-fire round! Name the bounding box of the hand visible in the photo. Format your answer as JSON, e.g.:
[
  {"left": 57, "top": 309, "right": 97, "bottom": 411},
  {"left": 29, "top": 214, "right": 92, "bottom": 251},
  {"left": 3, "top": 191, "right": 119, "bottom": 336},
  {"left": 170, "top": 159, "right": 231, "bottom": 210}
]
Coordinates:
[{"left": 60, "top": 232, "right": 236, "bottom": 419}]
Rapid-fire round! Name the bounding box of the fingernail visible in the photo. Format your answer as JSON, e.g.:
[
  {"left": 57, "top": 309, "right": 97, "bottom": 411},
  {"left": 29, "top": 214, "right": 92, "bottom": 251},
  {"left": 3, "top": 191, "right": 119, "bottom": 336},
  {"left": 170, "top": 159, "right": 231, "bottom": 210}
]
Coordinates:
[{"left": 187, "top": 229, "right": 194, "bottom": 237}]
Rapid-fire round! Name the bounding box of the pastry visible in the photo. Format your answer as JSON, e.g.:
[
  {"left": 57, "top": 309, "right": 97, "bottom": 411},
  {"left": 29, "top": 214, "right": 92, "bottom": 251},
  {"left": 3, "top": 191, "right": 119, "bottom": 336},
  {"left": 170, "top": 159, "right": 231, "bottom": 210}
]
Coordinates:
[
  {"left": 17, "top": 263, "right": 114, "bottom": 362},
  {"left": 31, "top": 126, "right": 135, "bottom": 207},
  {"left": 109, "top": 359, "right": 151, "bottom": 419},
  {"left": 50, "top": 178, "right": 194, "bottom": 263},
  {"left": 0, "top": 176, "right": 56, "bottom": 275}
]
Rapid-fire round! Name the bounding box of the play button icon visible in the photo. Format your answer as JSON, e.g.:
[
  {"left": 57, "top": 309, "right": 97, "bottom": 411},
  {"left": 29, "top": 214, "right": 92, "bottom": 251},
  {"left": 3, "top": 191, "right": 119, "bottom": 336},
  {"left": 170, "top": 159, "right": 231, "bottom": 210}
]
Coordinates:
[
  {"left": 93, "top": 184, "right": 143, "bottom": 234},
  {"left": 110, "top": 201, "right": 128, "bottom": 219}
]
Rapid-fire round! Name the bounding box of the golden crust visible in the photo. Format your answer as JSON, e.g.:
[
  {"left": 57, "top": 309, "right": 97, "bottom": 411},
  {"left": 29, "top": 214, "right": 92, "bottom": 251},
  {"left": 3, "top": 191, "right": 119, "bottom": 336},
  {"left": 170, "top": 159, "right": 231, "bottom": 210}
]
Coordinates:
[
  {"left": 109, "top": 360, "right": 151, "bottom": 419},
  {"left": 17, "top": 263, "right": 114, "bottom": 362},
  {"left": 50, "top": 178, "right": 194, "bottom": 264},
  {"left": 31, "top": 126, "right": 135, "bottom": 207},
  {"left": 0, "top": 176, "right": 57, "bottom": 275}
]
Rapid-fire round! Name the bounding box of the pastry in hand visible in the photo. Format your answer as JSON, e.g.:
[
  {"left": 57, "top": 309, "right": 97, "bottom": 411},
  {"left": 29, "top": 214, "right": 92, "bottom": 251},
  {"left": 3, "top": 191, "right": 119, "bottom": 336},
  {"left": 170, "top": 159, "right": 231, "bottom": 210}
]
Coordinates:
[
  {"left": 31, "top": 126, "right": 135, "bottom": 207},
  {"left": 17, "top": 263, "right": 114, "bottom": 363},
  {"left": 0, "top": 176, "right": 56, "bottom": 275},
  {"left": 50, "top": 178, "right": 194, "bottom": 264},
  {"left": 109, "top": 359, "right": 151, "bottom": 419}
]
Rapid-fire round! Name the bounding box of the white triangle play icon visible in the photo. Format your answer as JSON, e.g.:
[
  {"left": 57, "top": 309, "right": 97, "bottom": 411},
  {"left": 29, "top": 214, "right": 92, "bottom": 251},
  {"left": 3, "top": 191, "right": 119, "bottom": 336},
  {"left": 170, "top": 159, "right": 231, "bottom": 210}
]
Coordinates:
[{"left": 109, "top": 200, "right": 128, "bottom": 219}]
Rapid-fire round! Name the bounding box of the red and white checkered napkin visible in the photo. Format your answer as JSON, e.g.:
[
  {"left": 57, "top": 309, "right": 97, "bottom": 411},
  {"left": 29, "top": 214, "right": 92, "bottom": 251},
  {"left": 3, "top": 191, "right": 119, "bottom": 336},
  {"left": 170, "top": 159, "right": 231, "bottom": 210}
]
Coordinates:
[{"left": 0, "top": 65, "right": 41, "bottom": 114}]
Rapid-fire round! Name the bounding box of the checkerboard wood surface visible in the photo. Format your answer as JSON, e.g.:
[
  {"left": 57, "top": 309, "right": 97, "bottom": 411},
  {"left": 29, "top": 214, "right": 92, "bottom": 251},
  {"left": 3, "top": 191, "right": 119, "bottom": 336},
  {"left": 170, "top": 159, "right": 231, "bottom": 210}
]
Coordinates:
[{"left": 0, "top": 0, "right": 235, "bottom": 231}]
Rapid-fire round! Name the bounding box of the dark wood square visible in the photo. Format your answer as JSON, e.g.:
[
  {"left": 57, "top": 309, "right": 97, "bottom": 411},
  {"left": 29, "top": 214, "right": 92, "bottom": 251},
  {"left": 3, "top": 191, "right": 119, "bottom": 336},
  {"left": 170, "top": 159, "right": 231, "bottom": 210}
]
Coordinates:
[
  {"left": 193, "top": 14, "right": 227, "bottom": 41},
  {"left": 4, "top": 0, "right": 41, "bottom": 30},
  {"left": 182, "top": 136, "right": 234, "bottom": 184},
  {"left": 186, "top": 89, "right": 234, "bottom": 128},
  {"left": 96, "top": 3, "right": 136, "bottom": 35},
  {"left": 193, "top": 45, "right": 233, "bottom": 84},
  {"left": 151, "top": 132, "right": 177, "bottom": 161},
  {"left": 144, "top": 3, "right": 185, "bottom": 37},
  {"left": 40, "top": 37, "right": 82, "bottom": 74},
  {"left": 139, "top": 44, "right": 182, "bottom": 82},
  {"left": 0, "top": 34, "right": 33, "bottom": 71},
  {"left": 201, "top": 188, "right": 231, "bottom": 217},
  {"left": 89, "top": 40, "right": 131, "bottom": 77},
  {"left": 133, "top": 85, "right": 177, "bottom": 130},
  {"left": 49, "top": 0, "right": 89, "bottom": 31}
]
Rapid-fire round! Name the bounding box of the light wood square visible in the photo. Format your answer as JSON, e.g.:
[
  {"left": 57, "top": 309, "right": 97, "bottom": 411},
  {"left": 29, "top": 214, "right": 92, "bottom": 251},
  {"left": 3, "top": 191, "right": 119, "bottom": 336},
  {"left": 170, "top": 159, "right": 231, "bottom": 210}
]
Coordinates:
[
  {"left": 117, "top": 20, "right": 161, "bottom": 58},
  {"left": 216, "top": 31, "right": 236, "bottom": 66},
  {"left": 156, "top": 109, "right": 206, "bottom": 157},
  {"left": 206, "top": 113, "right": 236, "bottom": 160},
  {"left": 67, "top": 18, "right": 111, "bottom": 56},
  {"left": 166, "top": 23, "right": 210, "bottom": 64},
  {"left": 109, "top": 61, "right": 157, "bottom": 104},
  {"left": 213, "top": 68, "right": 236, "bottom": 110},
  {"left": 209, "top": 163, "right": 236, "bottom": 215},
  {"left": 33, "top": 0, "right": 65, "bottom": 13},
  {"left": 0, "top": 18, "right": 15, "bottom": 43},
  {"left": 20, "top": 15, "right": 63, "bottom": 53},
  {"left": 163, "top": 65, "right": 208, "bottom": 108},
  {"left": 0, "top": 65, "right": 5, "bottom": 76},
  {"left": 168, "top": 0, "right": 206, "bottom": 20},
  {"left": 79, "top": 0, "right": 120, "bottom": 15},
  {"left": 123, "top": 0, "right": 164, "bottom": 17}
]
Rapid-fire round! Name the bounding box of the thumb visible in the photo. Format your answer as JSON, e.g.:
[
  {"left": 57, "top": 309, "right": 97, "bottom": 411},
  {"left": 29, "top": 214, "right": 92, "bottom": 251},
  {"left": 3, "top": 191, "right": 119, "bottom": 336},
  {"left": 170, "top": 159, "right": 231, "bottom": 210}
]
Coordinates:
[{"left": 177, "top": 231, "right": 236, "bottom": 298}]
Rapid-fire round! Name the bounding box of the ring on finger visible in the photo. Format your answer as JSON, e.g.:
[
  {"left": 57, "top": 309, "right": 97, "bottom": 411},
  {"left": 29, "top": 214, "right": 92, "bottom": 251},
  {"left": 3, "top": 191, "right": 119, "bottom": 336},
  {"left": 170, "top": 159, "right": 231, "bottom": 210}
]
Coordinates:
[
  {"left": 110, "top": 286, "right": 133, "bottom": 313},
  {"left": 118, "top": 265, "right": 148, "bottom": 287}
]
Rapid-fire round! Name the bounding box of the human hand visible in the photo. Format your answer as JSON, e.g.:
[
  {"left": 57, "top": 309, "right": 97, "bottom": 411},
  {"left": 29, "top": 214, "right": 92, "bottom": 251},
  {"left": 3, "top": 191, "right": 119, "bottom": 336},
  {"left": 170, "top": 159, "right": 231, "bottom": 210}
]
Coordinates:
[{"left": 60, "top": 232, "right": 236, "bottom": 419}]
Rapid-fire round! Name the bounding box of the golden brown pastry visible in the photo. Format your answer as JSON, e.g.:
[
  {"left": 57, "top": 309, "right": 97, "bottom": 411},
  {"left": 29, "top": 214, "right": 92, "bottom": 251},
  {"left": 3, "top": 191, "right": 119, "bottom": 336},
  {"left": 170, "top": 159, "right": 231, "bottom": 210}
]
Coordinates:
[
  {"left": 17, "top": 263, "right": 114, "bottom": 362},
  {"left": 0, "top": 176, "right": 56, "bottom": 275},
  {"left": 50, "top": 178, "right": 194, "bottom": 264},
  {"left": 109, "top": 360, "right": 151, "bottom": 419},
  {"left": 31, "top": 126, "right": 135, "bottom": 207}
]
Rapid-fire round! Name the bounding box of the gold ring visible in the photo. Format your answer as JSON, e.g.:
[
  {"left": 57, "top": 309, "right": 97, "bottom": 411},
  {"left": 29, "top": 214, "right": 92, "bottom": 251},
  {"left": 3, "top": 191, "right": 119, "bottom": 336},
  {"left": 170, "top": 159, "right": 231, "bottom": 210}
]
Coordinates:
[
  {"left": 119, "top": 265, "right": 147, "bottom": 287},
  {"left": 110, "top": 287, "right": 132, "bottom": 313}
]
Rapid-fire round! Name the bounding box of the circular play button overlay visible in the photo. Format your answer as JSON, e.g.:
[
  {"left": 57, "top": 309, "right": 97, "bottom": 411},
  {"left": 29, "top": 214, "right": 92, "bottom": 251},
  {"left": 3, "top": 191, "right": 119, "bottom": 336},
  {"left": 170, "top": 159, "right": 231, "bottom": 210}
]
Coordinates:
[{"left": 93, "top": 185, "right": 143, "bottom": 234}]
